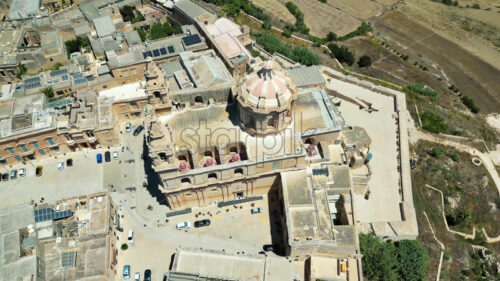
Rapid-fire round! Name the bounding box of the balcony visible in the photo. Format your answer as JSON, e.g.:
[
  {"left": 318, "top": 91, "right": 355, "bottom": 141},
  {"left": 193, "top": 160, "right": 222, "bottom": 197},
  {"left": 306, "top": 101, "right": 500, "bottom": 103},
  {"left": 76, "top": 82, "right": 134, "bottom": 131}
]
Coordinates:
[{"left": 66, "top": 139, "right": 75, "bottom": 146}]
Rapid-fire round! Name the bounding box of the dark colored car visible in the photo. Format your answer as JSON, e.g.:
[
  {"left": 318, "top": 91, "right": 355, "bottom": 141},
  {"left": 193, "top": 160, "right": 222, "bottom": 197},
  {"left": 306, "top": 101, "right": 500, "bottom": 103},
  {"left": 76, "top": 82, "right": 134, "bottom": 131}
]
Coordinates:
[
  {"left": 163, "top": 273, "right": 169, "bottom": 281},
  {"left": 104, "top": 151, "right": 111, "bottom": 162},
  {"left": 66, "top": 158, "right": 73, "bottom": 167},
  {"left": 263, "top": 244, "right": 274, "bottom": 252},
  {"left": 2, "top": 173, "right": 8, "bottom": 181},
  {"left": 133, "top": 125, "right": 144, "bottom": 136},
  {"left": 144, "top": 269, "right": 152, "bottom": 281},
  {"left": 194, "top": 219, "right": 211, "bottom": 228}
]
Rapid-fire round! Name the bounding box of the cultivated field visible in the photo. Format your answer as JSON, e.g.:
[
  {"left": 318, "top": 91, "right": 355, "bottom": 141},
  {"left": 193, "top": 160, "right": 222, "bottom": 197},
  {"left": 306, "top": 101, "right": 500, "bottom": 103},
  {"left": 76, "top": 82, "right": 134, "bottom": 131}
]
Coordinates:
[
  {"left": 252, "top": 0, "right": 295, "bottom": 23},
  {"left": 373, "top": 11, "right": 500, "bottom": 114},
  {"left": 398, "top": 0, "right": 500, "bottom": 70},
  {"left": 325, "top": 0, "right": 383, "bottom": 20}
]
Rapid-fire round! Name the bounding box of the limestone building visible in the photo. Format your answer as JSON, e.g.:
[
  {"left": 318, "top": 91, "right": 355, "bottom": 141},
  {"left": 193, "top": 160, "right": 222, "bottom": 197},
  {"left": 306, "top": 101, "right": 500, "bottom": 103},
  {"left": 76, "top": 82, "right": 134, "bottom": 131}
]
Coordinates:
[{"left": 146, "top": 58, "right": 349, "bottom": 209}]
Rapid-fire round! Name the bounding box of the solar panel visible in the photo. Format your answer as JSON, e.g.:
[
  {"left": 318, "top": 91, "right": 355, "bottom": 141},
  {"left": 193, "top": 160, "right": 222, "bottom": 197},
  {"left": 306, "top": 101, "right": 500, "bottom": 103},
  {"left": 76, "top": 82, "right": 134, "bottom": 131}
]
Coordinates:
[
  {"left": 159, "top": 47, "right": 167, "bottom": 55},
  {"left": 152, "top": 49, "right": 160, "bottom": 57},
  {"left": 143, "top": 51, "right": 152, "bottom": 58},
  {"left": 73, "top": 73, "right": 83, "bottom": 79},
  {"left": 167, "top": 45, "right": 174, "bottom": 53},
  {"left": 182, "top": 34, "right": 201, "bottom": 46},
  {"left": 34, "top": 208, "right": 73, "bottom": 223},
  {"left": 50, "top": 69, "right": 68, "bottom": 77},
  {"left": 62, "top": 75, "right": 68, "bottom": 80},
  {"left": 74, "top": 78, "right": 87, "bottom": 85}
]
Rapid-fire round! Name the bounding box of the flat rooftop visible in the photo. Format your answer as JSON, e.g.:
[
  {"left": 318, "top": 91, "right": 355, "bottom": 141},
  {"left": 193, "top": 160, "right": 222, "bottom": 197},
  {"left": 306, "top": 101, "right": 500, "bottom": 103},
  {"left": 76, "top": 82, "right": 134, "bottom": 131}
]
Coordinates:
[
  {"left": 7, "top": 0, "right": 40, "bottom": 20},
  {"left": 0, "top": 204, "right": 36, "bottom": 281},
  {"left": 98, "top": 81, "right": 146, "bottom": 101},
  {"left": 173, "top": 249, "right": 266, "bottom": 281}
]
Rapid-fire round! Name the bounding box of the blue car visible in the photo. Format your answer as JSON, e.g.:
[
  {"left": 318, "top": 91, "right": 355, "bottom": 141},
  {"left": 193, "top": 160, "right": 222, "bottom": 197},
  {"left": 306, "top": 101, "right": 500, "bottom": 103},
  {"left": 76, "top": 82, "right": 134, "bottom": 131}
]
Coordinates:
[
  {"left": 96, "top": 153, "right": 103, "bottom": 164},
  {"left": 123, "top": 265, "right": 130, "bottom": 280}
]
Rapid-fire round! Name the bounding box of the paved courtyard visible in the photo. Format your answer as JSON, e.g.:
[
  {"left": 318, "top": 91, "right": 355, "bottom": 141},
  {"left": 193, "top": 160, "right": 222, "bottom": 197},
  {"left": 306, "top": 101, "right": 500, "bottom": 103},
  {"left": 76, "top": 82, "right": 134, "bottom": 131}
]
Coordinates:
[{"left": 330, "top": 79, "right": 402, "bottom": 223}]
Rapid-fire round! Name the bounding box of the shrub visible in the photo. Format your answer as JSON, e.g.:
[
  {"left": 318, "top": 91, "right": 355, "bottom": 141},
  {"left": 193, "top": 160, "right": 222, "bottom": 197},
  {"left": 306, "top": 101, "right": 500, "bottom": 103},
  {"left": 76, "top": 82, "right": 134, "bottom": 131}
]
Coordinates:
[
  {"left": 471, "top": 3, "right": 480, "bottom": 9},
  {"left": 447, "top": 151, "right": 460, "bottom": 162},
  {"left": 357, "top": 55, "right": 372, "bottom": 68},
  {"left": 407, "top": 82, "right": 438, "bottom": 99},
  {"left": 443, "top": 252, "right": 451, "bottom": 260},
  {"left": 429, "top": 146, "right": 444, "bottom": 158},
  {"left": 338, "top": 22, "right": 373, "bottom": 41},
  {"left": 256, "top": 33, "right": 319, "bottom": 65},
  {"left": 420, "top": 111, "right": 447, "bottom": 133},
  {"left": 461, "top": 95, "right": 480, "bottom": 113},
  {"left": 121, "top": 243, "right": 128, "bottom": 250},
  {"left": 282, "top": 28, "right": 292, "bottom": 38}
]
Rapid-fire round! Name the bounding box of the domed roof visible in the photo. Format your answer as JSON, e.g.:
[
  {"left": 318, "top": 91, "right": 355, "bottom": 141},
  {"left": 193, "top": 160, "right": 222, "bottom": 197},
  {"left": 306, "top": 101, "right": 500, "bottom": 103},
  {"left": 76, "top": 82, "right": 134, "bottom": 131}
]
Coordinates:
[{"left": 241, "top": 60, "right": 295, "bottom": 110}]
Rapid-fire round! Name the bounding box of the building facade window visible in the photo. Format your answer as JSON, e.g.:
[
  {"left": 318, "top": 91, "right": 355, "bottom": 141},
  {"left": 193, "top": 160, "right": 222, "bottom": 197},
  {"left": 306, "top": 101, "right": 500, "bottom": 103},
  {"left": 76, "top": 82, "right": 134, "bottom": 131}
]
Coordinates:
[
  {"left": 19, "top": 144, "right": 28, "bottom": 152},
  {"left": 52, "top": 146, "right": 59, "bottom": 151},
  {"left": 39, "top": 149, "right": 45, "bottom": 155},
  {"left": 6, "top": 147, "right": 15, "bottom": 154},
  {"left": 15, "top": 156, "right": 22, "bottom": 162},
  {"left": 31, "top": 141, "right": 39, "bottom": 148},
  {"left": 46, "top": 137, "right": 55, "bottom": 145}
]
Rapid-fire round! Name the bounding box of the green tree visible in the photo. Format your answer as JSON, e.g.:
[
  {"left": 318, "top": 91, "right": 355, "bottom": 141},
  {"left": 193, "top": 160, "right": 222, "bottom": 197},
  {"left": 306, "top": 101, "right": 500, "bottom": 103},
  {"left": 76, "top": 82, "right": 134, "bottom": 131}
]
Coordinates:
[
  {"left": 135, "top": 27, "right": 147, "bottom": 41},
  {"left": 360, "top": 234, "right": 399, "bottom": 281},
  {"left": 65, "top": 39, "right": 80, "bottom": 55},
  {"left": 358, "top": 55, "right": 372, "bottom": 67},
  {"left": 326, "top": 31, "right": 337, "bottom": 42},
  {"left": 119, "top": 5, "right": 135, "bottom": 22},
  {"left": 328, "top": 43, "right": 355, "bottom": 66},
  {"left": 41, "top": 87, "right": 54, "bottom": 99},
  {"left": 461, "top": 95, "right": 480, "bottom": 113},
  {"left": 395, "top": 240, "right": 428, "bottom": 281},
  {"left": 292, "top": 46, "right": 319, "bottom": 66},
  {"left": 17, "top": 63, "right": 27, "bottom": 78}
]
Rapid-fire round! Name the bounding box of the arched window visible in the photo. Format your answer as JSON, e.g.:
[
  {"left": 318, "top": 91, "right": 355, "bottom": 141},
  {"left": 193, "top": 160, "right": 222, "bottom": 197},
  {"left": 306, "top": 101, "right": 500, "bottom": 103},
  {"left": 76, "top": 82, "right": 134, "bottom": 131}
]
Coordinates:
[
  {"left": 208, "top": 173, "right": 217, "bottom": 179},
  {"left": 178, "top": 155, "right": 187, "bottom": 161},
  {"left": 194, "top": 96, "right": 203, "bottom": 104},
  {"left": 204, "top": 151, "right": 213, "bottom": 157},
  {"left": 234, "top": 168, "right": 243, "bottom": 175},
  {"left": 181, "top": 178, "right": 191, "bottom": 184}
]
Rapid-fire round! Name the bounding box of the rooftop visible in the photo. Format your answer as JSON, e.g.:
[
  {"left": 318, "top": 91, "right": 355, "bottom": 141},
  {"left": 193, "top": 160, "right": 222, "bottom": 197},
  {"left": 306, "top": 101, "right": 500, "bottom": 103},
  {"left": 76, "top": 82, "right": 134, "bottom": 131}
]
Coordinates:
[
  {"left": 171, "top": 249, "right": 266, "bottom": 281},
  {"left": 93, "top": 15, "right": 116, "bottom": 38},
  {"left": 179, "top": 50, "right": 233, "bottom": 88},
  {"left": 98, "top": 81, "right": 147, "bottom": 102},
  {"left": 0, "top": 204, "right": 36, "bottom": 281},
  {"left": 288, "top": 66, "right": 326, "bottom": 88},
  {"left": 174, "top": 0, "right": 213, "bottom": 22},
  {"left": 7, "top": 0, "right": 40, "bottom": 20}
]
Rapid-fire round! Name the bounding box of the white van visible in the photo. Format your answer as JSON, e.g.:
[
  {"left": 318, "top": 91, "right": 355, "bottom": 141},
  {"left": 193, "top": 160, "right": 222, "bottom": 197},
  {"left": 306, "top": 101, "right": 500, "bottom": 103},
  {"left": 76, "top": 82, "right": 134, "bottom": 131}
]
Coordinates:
[
  {"left": 127, "top": 230, "right": 134, "bottom": 243},
  {"left": 176, "top": 222, "right": 191, "bottom": 230}
]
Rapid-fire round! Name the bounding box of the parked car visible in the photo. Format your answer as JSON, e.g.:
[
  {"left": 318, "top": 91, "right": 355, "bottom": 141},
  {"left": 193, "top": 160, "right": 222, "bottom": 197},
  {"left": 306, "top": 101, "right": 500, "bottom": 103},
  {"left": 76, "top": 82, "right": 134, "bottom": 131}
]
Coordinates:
[
  {"left": 263, "top": 244, "right": 274, "bottom": 252},
  {"left": 144, "top": 269, "right": 151, "bottom": 281},
  {"left": 134, "top": 272, "right": 140, "bottom": 281},
  {"left": 123, "top": 265, "right": 130, "bottom": 280},
  {"left": 66, "top": 158, "right": 73, "bottom": 167},
  {"left": 128, "top": 230, "right": 134, "bottom": 243},
  {"left": 57, "top": 161, "right": 64, "bottom": 171},
  {"left": 2, "top": 173, "right": 8, "bottom": 181},
  {"left": 35, "top": 166, "right": 43, "bottom": 177},
  {"left": 105, "top": 151, "right": 111, "bottom": 162},
  {"left": 133, "top": 125, "right": 144, "bottom": 136},
  {"left": 96, "top": 153, "right": 102, "bottom": 164},
  {"left": 10, "top": 170, "right": 17, "bottom": 180},
  {"left": 251, "top": 207, "right": 264, "bottom": 214},
  {"left": 125, "top": 122, "right": 131, "bottom": 132},
  {"left": 194, "top": 219, "right": 211, "bottom": 228},
  {"left": 176, "top": 221, "right": 191, "bottom": 230},
  {"left": 113, "top": 151, "right": 119, "bottom": 160},
  {"left": 18, "top": 168, "right": 25, "bottom": 177},
  {"left": 163, "top": 273, "right": 169, "bottom": 281}
]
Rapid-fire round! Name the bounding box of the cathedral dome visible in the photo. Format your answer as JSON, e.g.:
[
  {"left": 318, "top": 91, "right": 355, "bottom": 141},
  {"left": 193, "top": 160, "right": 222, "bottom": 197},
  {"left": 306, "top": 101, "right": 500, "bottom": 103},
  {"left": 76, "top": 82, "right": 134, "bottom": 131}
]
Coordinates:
[{"left": 241, "top": 60, "right": 296, "bottom": 110}]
